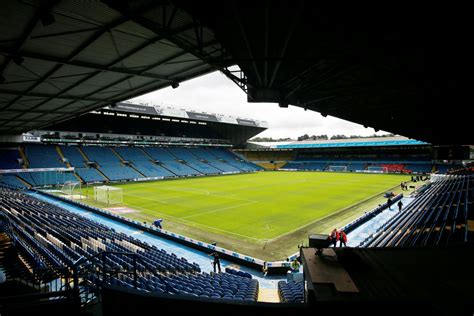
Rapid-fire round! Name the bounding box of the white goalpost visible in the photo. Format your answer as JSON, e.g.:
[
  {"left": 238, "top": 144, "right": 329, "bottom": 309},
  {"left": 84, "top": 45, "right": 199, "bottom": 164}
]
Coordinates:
[
  {"left": 367, "top": 166, "right": 389, "bottom": 173},
  {"left": 94, "top": 185, "right": 123, "bottom": 205},
  {"left": 60, "top": 181, "right": 82, "bottom": 199},
  {"left": 328, "top": 165, "right": 348, "bottom": 172}
]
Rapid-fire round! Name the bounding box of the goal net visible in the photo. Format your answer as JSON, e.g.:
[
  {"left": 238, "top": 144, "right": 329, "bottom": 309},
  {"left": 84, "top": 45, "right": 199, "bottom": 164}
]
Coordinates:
[
  {"left": 328, "top": 165, "right": 348, "bottom": 172},
  {"left": 94, "top": 185, "right": 123, "bottom": 205},
  {"left": 367, "top": 166, "right": 388, "bottom": 173},
  {"left": 60, "top": 181, "right": 82, "bottom": 199}
]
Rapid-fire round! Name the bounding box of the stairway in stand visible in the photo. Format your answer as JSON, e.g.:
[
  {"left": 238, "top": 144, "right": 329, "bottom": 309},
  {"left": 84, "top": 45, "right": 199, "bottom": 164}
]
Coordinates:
[{"left": 257, "top": 288, "right": 281, "bottom": 303}]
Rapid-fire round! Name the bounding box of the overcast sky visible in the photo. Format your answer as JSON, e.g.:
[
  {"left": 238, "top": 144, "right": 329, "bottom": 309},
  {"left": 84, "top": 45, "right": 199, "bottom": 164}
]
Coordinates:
[{"left": 130, "top": 70, "right": 391, "bottom": 139}]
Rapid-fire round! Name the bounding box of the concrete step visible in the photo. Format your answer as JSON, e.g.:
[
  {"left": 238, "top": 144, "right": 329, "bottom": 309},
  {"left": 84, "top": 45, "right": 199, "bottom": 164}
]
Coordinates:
[{"left": 257, "top": 288, "right": 280, "bottom": 303}]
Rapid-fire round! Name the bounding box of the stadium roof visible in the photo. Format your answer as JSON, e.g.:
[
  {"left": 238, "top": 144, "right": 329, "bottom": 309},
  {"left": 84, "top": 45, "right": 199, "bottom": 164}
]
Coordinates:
[
  {"left": 38, "top": 101, "right": 267, "bottom": 145},
  {"left": 250, "top": 136, "right": 428, "bottom": 149},
  {"left": 0, "top": 0, "right": 220, "bottom": 134},
  {"left": 105, "top": 101, "right": 268, "bottom": 128},
  {"left": 0, "top": 1, "right": 470, "bottom": 145}
]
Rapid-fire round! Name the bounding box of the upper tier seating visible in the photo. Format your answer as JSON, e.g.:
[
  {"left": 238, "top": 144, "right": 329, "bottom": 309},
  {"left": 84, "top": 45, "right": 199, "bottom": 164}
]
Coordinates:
[
  {"left": 25, "top": 145, "right": 64, "bottom": 168},
  {"left": 60, "top": 145, "right": 86, "bottom": 167},
  {"left": 0, "top": 148, "right": 21, "bottom": 169}
]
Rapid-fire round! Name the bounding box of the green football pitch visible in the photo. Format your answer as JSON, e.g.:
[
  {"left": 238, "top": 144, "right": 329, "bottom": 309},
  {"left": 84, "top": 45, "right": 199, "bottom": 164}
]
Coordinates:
[{"left": 80, "top": 171, "right": 411, "bottom": 260}]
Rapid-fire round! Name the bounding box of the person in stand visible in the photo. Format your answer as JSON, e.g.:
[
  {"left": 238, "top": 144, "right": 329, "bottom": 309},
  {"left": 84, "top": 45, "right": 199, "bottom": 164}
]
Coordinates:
[
  {"left": 339, "top": 230, "right": 347, "bottom": 247},
  {"left": 209, "top": 251, "right": 221, "bottom": 273},
  {"left": 290, "top": 258, "right": 300, "bottom": 273},
  {"left": 330, "top": 228, "right": 339, "bottom": 248},
  {"left": 398, "top": 200, "right": 403, "bottom": 212},
  {"left": 387, "top": 198, "right": 393, "bottom": 210},
  {"left": 153, "top": 219, "right": 162, "bottom": 229}
]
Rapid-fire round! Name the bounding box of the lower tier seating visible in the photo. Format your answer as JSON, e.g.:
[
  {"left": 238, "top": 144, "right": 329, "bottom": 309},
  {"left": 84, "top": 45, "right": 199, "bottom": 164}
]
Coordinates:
[{"left": 0, "top": 187, "right": 259, "bottom": 301}]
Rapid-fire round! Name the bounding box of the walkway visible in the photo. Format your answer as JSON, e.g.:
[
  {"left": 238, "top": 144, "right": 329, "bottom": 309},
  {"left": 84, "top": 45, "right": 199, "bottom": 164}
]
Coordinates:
[
  {"left": 346, "top": 196, "right": 415, "bottom": 247},
  {"left": 258, "top": 288, "right": 280, "bottom": 303}
]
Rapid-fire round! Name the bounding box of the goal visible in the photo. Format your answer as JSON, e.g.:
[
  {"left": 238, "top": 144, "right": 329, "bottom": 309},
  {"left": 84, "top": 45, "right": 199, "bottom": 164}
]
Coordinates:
[
  {"left": 328, "top": 165, "right": 348, "bottom": 172},
  {"left": 94, "top": 185, "right": 123, "bottom": 205},
  {"left": 367, "top": 166, "right": 389, "bottom": 173},
  {"left": 61, "top": 181, "right": 82, "bottom": 199}
]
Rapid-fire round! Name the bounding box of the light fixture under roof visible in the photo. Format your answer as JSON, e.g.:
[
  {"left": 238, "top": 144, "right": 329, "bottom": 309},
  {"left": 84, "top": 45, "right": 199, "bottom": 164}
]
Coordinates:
[{"left": 171, "top": 81, "right": 179, "bottom": 89}]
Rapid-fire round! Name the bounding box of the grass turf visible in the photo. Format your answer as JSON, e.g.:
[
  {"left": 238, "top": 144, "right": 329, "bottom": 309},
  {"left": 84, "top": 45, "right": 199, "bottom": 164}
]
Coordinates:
[{"left": 79, "top": 171, "right": 411, "bottom": 260}]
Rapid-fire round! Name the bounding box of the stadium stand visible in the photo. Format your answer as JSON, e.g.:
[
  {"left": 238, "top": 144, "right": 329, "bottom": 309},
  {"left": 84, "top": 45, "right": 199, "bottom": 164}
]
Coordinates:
[
  {"left": 253, "top": 161, "right": 288, "bottom": 170},
  {"left": 364, "top": 175, "right": 472, "bottom": 247},
  {"left": 142, "top": 147, "right": 202, "bottom": 176},
  {"left": 0, "top": 228, "right": 36, "bottom": 283},
  {"left": 165, "top": 272, "right": 258, "bottom": 300},
  {"left": 113, "top": 146, "right": 175, "bottom": 178},
  {"left": 225, "top": 267, "right": 252, "bottom": 279},
  {"left": 278, "top": 280, "right": 304, "bottom": 303},
  {"left": 17, "top": 171, "right": 77, "bottom": 187},
  {"left": 366, "top": 163, "right": 400, "bottom": 173},
  {"left": 59, "top": 146, "right": 86, "bottom": 167},
  {"left": 74, "top": 168, "right": 106, "bottom": 183},
  {"left": 241, "top": 139, "right": 469, "bottom": 175},
  {"left": 192, "top": 148, "right": 241, "bottom": 173},
  {"left": 0, "top": 1, "right": 472, "bottom": 314},
  {"left": 405, "top": 162, "right": 433, "bottom": 173},
  {"left": 24, "top": 145, "right": 64, "bottom": 168},
  {"left": 168, "top": 147, "right": 221, "bottom": 175},
  {"left": 0, "top": 175, "right": 28, "bottom": 189},
  {"left": 210, "top": 148, "right": 263, "bottom": 172},
  {"left": 60, "top": 146, "right": 110, "bottom": 183},
  {"left": 283, "top": 161, "right": 327, "bottom": 171},
  {"left": 343, "top": 161, "right": 363, "bottom": 171},
  {"left": 237, "top": 150, "right": 295, "bottom": 171},
  {"left": 0, "top": 187, "right": 259, "bottom": 301},
  {"left": 0, "top": 145, "right": 261, "bottom": 188},
  {"left": 0, "top": 148, "right": 21, "bottom": 169},
  {"left": 241, "top": 150, "right": 295, "bottom": 162},
  {"left": 81, "top": 146, "right": 144, "bottom": 181},
  {"left": 435, "top": 163, "right": 463, "bottom": 174},
  {"left": 281, "top": 159, "right": 439, "bottom": 174}
]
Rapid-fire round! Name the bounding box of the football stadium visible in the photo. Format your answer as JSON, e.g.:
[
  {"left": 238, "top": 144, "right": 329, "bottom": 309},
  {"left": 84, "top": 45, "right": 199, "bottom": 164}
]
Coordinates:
[{"left": 0, "top": 1, "right": 473, "bottom": 316}]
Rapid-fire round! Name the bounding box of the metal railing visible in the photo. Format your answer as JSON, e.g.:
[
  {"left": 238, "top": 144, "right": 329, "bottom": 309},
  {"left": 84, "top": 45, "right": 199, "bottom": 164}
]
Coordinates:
[{"left": 72, "top": 251, "right": 174, "bottom": 306}]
